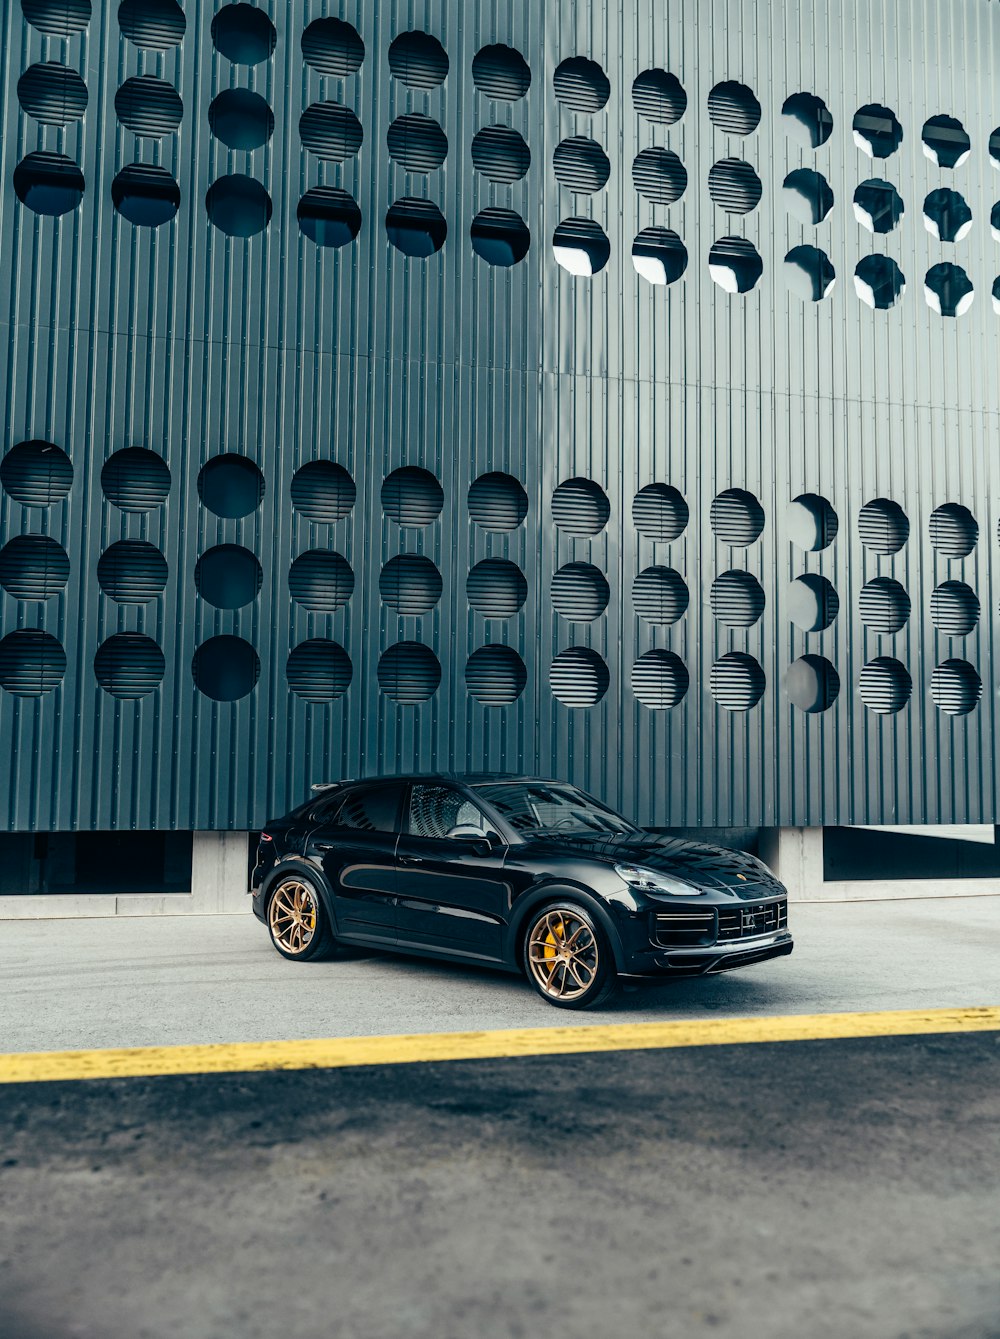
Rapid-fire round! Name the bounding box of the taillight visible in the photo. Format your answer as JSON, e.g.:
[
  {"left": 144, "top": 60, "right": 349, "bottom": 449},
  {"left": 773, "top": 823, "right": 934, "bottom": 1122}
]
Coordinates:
[{"left": 260, "top": 832, "right": 273, "bottom": 842}]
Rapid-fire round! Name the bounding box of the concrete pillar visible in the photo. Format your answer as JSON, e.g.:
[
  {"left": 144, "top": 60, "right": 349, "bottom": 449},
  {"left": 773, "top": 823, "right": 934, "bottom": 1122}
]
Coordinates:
[{"left": 759, "top": 827, "right": 825, "bottom": 902}]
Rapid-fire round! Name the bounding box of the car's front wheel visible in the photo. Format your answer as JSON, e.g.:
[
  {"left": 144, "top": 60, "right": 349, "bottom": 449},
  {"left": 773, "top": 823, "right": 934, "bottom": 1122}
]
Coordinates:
[
  {"left": 267, "top": 875, "right": 335, "bottom": 962},
  {"left": 523, "top": 902, "right": 618, "bottom": 1009}
]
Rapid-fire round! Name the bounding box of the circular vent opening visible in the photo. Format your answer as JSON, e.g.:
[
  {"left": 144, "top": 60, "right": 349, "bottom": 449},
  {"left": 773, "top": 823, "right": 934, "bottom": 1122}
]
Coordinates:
[
  {"left": 467, "top": 559, "right": 527, "bottom": 618},
  {"left": 468, "top": 473, "right": 528, "bottom": 531},
  {"left": 195, "top": 544, "right": 263, "bottom": 610},
  {"left": 115, "top": 76, "right": 182, "bottom": 136},
  {"left": 553, "top": 57, "right": 609, "bottom": 114},
  {"left": 854, "top": 255, "right": 906, "bottom": 309},
  {"left": 786, "top": 655, "right": 839, "bottom": 713},
  {"left": 21, "top": 0, "right": 90, "bottom": 37},
  {"left": 709, "top": 237, "right": 763, "bottom": 294},
  {"left": 2, "top": 441, "right": 73, "bottom": 506},
  {"left": 853, "top": 179, "right": 904, "bottom": 234},
  {"left": 708, "top": 82, "right": 761, "bottom": 135},
  {"left": 97, "top": 540, "right": 168, "bottom": 603},
  {"left": 632, "top": 565, "right": 689, "bottom": 624},
  {"left": 711, "top": 488, "right": 764, "bottom": 545},
  {"left": 112, "top": 165, "right": 180, "bottom": 227},
  {"left": 783, "top": 168, "right": 834, "bottom": 225},
  {"left": 553, "top": 137, "right": 610, "bottom": 194},
  {"left": 710, "top": 652, "right": 766, "bottom": 711},
  {"left": 0, "top": 535, "right": 70, "bottom": 601},
  {"left": 931, "top": 659, "right": 981, "bottom": 716},
  {"left": 471, "top": 126, "right": 530, "bottom": 183},
  {"left": 859, "top": 498, "right": 908, "bottom": 553},
  {"left": 711, "top": 570, "right": 766, "bottom": 627},
  {"left": 923, "top": 188, "right": 972, "bottom": 244},
  {"left": 925, "top": 263, "right": 974, "bottom": 318},
  {"left": 472, "top": 44, "right": 530, "bottom": 101},
  {"left": 785, "top": 245, "right": 836, "bottom": 302},
  {"left": 471, "top": 208, "right": 530, "bottom": 267},
  {"left": 387, "top": 114, "right": 447, "bottom": 172},
  {"left": 300, "top": 102, "right": 363, "bottom": 162},
  {"left": 551, "top": 562, "right": 610, "bottom": 621},
  {"left": 550, "top": 647, "right": 610, "bottom": 707},
  {"left": 101, "top": 448, "right": 169, "bottom": 511},
  {"left": 922, "top": 115, "right": 970, "bottom": 170},
  {"left": 853, "top": 104, "right": 903, "bottom": 159},
  {"left": 787, "top": 494, "right": 838, "bottom": 551},
  {"left": 781, "top": 92, "right": 833, "bottom": 149},
  {"left": 205, "top": 175, "right": 272, "bottom": 237},
  {"left": 388, "top": 31, "right": 449, "bottom": 89},
  {"left": 466, "top": 646, "right": 527, "bottom": 706},
  {"left": 288, "top": 550, "right": 354, "bottom": 612},
  {"left": 632, "top": 148, "right": 687, "bottom": 204},
  {"left": 633, "top": 484, "right": 688, "bottom": 541},
  {"left": 378, "top": 642, "right": 441, "bottom": 703},
  {"left": 13, "top": 152, "right": 85, "bottom": 217},
  {"left": 286, "top": 639, "right": 353, "bottom": 703},
  {"left": 0, "top": 629, "right": 66, "bottom": 697},
  {"left": 859, "top": 656, "right": 911, "bottom": 714},
  {"left": 859, "top": 577, "right": 911, "bottom": 634},
  {"left": 382, "top": 467, "right": 443, "bottom": 527},
  {"left": 386, "top": 198, "right": 447, "bottom": 258},
  {"left": 929, "top": 503, "right": 977, "bottom": 558},
  {"left": 631, "top": 650, "right": 689, "bottom": 710},
  {"left": 552, "top": 218, "right": 610, "bottom": 277},
  {"left": 709, "top": 158, "right": 762, "bottom": 213},
  {"left": 380, "top": 555, "right": 443, "bottom": 615},
  {"left": 118, "top": 0, "right": 185, "bottom": 50},
  {"left": 632, "top": 228, "right": 688, "bottom": 286},
  {"left": 18, "top": 63, "right": 88, "bottom": 125},
  {"left": 301, "top": 18, "right": 364, "bottom": 77},
  {"left": 632, "top": 69, "right": 686, "bottom": 125},
  {"left": 788, "top": 574, "right": 839, "bottom": 632},
  {"left": 291, "top": 461, "right": 355, "bottom": 523},
  {"left": 211, "top": 4, "right": 276, "bottom": 65},
  {"left": 297, "top": 188, "right": 361, "bottom": 248},
  {"left": 94, "top": 634, "right": 165, "bottom": 699},
  {"left": 192, "top": 635, "right": 260, "bottom": 702},
  {"left": 552, "top": 477, "right": 609, "bottom": 536},
  {"left": 209, "top": 89, "right": 273, "bottom": 150},
  {"left": 198, "top": 455, "right": 264, "bottom": 518},
  {"left": 930, "top": 581, "right": 979, "bottom": 637}
]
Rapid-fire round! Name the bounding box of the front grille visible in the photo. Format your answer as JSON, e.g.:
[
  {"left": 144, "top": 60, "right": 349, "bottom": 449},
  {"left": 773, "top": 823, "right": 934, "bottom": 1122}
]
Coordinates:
[
  {"left": 717, "top": 899, "right": 786, "bottom": 942},
  {"left": 651, "top": 909, "right": 717, "bottom": 948}
]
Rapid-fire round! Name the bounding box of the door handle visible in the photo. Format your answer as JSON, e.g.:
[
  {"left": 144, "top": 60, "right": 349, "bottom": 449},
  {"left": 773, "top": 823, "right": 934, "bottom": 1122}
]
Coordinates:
[{"left": 399, "top": 855, "right": 425, "bottom": 866}]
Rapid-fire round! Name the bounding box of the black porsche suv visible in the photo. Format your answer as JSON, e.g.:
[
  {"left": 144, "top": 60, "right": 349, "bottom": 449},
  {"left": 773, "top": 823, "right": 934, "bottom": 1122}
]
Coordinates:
[{"left": 251, "top": 775, "right": 793, "bottom": 1009}]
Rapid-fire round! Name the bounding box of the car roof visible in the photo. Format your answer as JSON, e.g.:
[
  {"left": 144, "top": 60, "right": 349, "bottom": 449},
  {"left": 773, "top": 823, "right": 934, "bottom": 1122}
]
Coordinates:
[{"left": 311, "top": 773, "right": 565, "bottom": 791}]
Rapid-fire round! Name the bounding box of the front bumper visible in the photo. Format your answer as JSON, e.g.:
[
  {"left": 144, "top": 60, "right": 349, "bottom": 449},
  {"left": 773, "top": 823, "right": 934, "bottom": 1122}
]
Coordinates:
[{"left": 621, "top": 930, "right": 794, "bottom": 978}]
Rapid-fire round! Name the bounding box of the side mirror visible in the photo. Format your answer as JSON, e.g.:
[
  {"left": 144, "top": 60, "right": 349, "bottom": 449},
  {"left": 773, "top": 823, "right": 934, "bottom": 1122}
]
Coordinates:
[{"left": 446, "top": 825, "right": 503, "bottom": 856}]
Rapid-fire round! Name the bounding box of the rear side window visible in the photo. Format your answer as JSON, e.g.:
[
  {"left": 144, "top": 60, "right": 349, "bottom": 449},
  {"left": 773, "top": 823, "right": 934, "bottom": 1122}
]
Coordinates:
[
  {"left": 331, "top": 785, "right": 405, "bottom": 834},
  {"left": 407, "top": 784, "right": 492, "bottom": 839}
]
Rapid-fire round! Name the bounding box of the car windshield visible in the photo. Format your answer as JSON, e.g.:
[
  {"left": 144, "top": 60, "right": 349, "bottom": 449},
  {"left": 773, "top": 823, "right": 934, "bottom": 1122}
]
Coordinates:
[{"left": 473, "top": 782, "right": 638, "bottom": 836}]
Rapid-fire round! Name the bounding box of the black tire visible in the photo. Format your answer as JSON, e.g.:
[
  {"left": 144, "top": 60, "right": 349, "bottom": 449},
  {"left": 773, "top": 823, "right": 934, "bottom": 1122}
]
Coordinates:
[
  {"left": 266, "top": 873, "right": 336, "bottom": 962},
  {"left": 522, "top": 901, "right": 618, "bottom": 1010}
]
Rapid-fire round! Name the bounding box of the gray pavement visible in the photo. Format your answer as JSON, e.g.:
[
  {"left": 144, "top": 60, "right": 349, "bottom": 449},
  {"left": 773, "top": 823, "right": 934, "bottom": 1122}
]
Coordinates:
[{"left": 2, "top": 896, "right": 999, "bottom": 1052}]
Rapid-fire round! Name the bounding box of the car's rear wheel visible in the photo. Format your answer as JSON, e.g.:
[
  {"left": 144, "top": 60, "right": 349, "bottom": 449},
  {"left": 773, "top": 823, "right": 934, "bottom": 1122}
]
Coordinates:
[
  {"left": 523, "top": 902, "right": 618, "bottom": 1009},
  {"left": 267, "top": 875, "right": 335, "bottom": 962}
]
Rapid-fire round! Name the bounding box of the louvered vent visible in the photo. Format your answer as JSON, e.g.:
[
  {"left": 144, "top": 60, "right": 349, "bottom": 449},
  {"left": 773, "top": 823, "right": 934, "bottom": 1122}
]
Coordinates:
[
  {"left": 859, "top": 577, "right": 910, "bottom": 634},
  {"left": 385, "top": 198, "right": 447, "bottom": 257},
  {"left": 18, "top": 63, "right": 88, "bottom": 125},
  {"left": 632, "top": 69, "right": 686, "bottom": 125},
  {"left": 553, "top": 137, "right": 610, "bottom": 194},
  {"left": 22, "top": 0, "right": 90, "bottom": 37},
  {"left": 787, "top": 494, "right": 838, "bottom": 551},
  {"left": 115, "top": 76, "right": 182, "bottom": 136},
  {"left": 468, "top": 473, "right": 528, "bottom": 531},
  {"left": 550, "top": 648, "right": 610, "bottom": 707},
  {"left": 632, "top": 228, "right": 688, "bottom": 285},
  {"left": 377, "top": 642, "right": 441, "bottom": 703},
  {"left": 192, "top": 635, "right": 260, "bottom": 702},
  {"left": 466, "top": 646, "right": 527, "bottom": 706},
  {"left": 631, "top": 650, "right": 689, "bottom": 710},
  {"left": 858, "top": 499, "right": 908, "bottom": 553},
  {"left": 112, "top": 164, "right": 180, "bottom": 227},
  {"left": 929, "top": 503, "right": 977, "bottom": 558},
  {"left": 288, "top": 550, "right": 354, "bottom": 612},
  {"left": 388, "top": 32, "right": 449, "bottom": 89},
  {"left": 853, "top": 104, "right": 903, "bottom": 158},
  {"left": 301, "top": 17, "right": 364, "bottom": 77},
  {"left": 710, "top": 489, "right": 765, "bottom": 545},
  {"left": 471, "top": 209, "right": 530, "bottom": 267},
  {"left": 708, "top": 237, "right": 763, "bottom": 293},
  {"left": 0, "top": 629, "right": 66, "bottom": 697},
  {"left": 1, "top": 441, "right": 73, "bottom": 506},
  {"left": 931, "top": 581, "right": 979, "bottom": 636},
  {"left": 552, "top": 478, "right": 609, "bottom": 536},
  {"left": 467, "top": 559, "right": 527, "bottom": 618},
  {"left": 209, "top": 89, "right": 273, "bottom": 151},
  {"left": 711, "top": 571, "right": 765, "bottom": 627},
  {"left": 787, "top": 574, "right": 839, "bottom": 632},
  {"left": 211, "top": 4, "right": 276, "bottom": 64},
  {"left": 101, "top": 448, "right": 169, "bottom": 511},
  {"left": 13, "top": 152, "right": 85, "bottom": 216},
  {"left": 931, "top": 659, "right": 981, "bottom": 716},
  {"left": 0, "top": 535, "right": 70, "bottom": 600},
  {"left": 708, "top": 159, "right": 762, "bottom": 213},
  {"left": 291, "top": 462, "right": 355, "bottom": 524},
  {"left": 118, "top": 0, "right": 185, "bottom": 50},
  {"left": 286, "top": 639, "right": 352, "bottom": 703},
  {"left": 553, "top": 57, "right": 610, "bottom": 113},
  {"left": 710, "top": 653, "right": 766, "bottom": 711},
  {"left": 471, "top": 126, "right": 530, "bottom": 182},
  {"left": 472, "top": 44, "right": 531, "bottom": 101},
  {"left": 387, "top": 114, "right": 447, "bottom": 172},
  {"left": 382, "top": 468, "right": 443, "bottom": 527},
  {"left": 97, "top": 540, "right": 168, "bottom": 603},
  {"left": 632, "top": 566, "right": 688, "bottom": 624},
  {"left": 300, "top": 102, "right": 363, "bottom": 162},
  {"left": 708, "top": 81, "right": 761, "bottom": 135},
  {"left": 781, "top": 92, "right": 834, "bottom": 149},
  {"left": 785, "top": 655, "right": 840, "bottom": 713},
  {"left": 380, "top": 555, "right": 443, "bottom": 615},
  {"left": 859, "top": 657, "right": 911, "bottom": 714},
  {"left": 195, "top": 545, "right": 263, "bottom": 610},
  {"left": 297, "top": 188, "right": 361, "bottom": 248},
  {"left": 94, "top": 634, "right": 165, "bottom": 699},
  {"left": 551, "top": 563, "right": 609, "bottom": 621},
  {"left": 632, "top": 148, "right": 687, "bottom": 204},
  {"left": 632, "top": 484, "right": 688, "bottom": 541},
  {"left": 198, "top": 455, "right": 265, "bottom": 519}
]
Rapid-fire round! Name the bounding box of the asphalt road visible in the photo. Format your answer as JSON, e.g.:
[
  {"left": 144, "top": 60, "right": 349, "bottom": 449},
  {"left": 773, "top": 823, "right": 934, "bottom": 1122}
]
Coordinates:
[
  {"left": 1, "top": 1032, "right": 998, "bottom": 1339},
  {"left": 2, "top": 896, "right": 999, "bottom": 1051}
]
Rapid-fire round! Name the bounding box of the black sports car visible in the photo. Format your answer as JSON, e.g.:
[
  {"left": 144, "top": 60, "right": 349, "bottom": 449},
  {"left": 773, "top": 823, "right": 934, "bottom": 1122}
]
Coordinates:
[{"left": 251, "top": 775, "right": 793, "bottom": 1009}]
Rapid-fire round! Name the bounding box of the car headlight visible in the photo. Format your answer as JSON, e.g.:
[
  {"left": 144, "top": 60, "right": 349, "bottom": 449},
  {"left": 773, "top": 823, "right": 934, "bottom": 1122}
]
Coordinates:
[{"left": 614, "top": 863, "right": 704, "bottom": 896}]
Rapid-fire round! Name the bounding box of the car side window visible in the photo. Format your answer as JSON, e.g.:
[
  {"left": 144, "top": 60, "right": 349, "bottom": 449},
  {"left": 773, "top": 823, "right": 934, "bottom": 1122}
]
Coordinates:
[
  {"left": 408, "top": 785, "right": 492, "bottom": 840},
  {"left": 332, "top": 784, "right": 405, "bottom": 834}
]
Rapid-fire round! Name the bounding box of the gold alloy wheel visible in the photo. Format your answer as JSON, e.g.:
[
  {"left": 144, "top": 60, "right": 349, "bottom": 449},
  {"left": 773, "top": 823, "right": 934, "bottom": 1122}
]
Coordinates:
[
  {"left": 526, "top": 908, "right": 599, "bottom": 1002},
  {"left": 268, "top": 880, "right": 319, "bottom": 955}
]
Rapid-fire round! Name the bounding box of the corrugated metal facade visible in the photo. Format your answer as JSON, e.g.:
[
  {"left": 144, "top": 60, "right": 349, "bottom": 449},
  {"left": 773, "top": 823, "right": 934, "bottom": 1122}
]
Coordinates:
[{"left": 1, "top": 0, "right": 999, "bottom": 833}]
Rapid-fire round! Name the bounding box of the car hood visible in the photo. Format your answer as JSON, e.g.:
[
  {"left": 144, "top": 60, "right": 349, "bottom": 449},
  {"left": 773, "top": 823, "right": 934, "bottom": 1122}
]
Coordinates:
[{"left": 518, "top": 832, "right": 784, "bottom": 897}]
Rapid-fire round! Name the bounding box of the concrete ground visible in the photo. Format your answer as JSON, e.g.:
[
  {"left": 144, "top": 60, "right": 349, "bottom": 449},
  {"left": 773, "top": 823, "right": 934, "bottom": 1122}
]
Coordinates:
[{"left": 1, "top": 896, "right": 999, "bottom": 1051}]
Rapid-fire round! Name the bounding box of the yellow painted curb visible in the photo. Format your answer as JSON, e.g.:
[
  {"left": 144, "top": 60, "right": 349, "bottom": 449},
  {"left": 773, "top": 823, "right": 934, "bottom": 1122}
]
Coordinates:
[{"left": 1, "top": 1007, "right": 998, "bottom": 1085}]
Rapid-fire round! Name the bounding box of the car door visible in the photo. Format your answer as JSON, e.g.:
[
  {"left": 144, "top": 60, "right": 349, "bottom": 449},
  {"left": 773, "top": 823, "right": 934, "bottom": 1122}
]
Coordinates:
[
  {"left": 395, "top": 782, "right": 512, "bottom": 960},
  {"left": 311, "top": 782, "right": 405, "bottom": 942}
]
